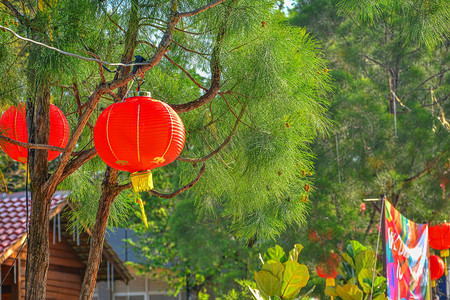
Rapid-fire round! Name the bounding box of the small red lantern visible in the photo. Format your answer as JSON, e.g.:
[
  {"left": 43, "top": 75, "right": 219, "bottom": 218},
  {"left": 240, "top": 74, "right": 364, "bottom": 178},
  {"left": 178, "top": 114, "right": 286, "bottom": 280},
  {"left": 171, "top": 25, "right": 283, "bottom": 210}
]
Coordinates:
[
  {"left": 429, "top": 222, "right": 450, "bottom": 275},
  {"left": 93, "top": 92, "right": 185, "bottom": 191},
  {"left": 0, "top": 103, "right": 69, "bottom": 162},
  {"left": 430, "top": 255, "right": 445, "bottom": 287},
  {"left": 316, "top": 252, "right": 340, "bottom": 287}
]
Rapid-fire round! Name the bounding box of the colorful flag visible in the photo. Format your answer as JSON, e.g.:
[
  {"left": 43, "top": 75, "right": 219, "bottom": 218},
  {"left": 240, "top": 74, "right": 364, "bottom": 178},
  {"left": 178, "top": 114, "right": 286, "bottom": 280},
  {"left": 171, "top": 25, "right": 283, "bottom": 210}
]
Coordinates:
[{"left": 384, "top": 200, "right": 430, "bottom": 299}]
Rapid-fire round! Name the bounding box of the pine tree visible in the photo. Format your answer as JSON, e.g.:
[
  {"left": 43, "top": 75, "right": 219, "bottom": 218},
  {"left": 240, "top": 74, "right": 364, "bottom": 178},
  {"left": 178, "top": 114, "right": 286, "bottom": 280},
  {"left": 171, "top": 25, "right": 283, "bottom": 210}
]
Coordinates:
[{"left": 0, "top": 0, "right": 331, "bottom": 298}]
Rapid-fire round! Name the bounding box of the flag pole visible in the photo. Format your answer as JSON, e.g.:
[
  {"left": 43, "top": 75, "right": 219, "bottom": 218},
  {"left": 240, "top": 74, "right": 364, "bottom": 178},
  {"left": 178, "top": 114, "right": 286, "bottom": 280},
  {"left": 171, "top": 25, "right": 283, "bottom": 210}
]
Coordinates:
[{"left": 380, "top": 194, "right": 387, "bottom": 277}]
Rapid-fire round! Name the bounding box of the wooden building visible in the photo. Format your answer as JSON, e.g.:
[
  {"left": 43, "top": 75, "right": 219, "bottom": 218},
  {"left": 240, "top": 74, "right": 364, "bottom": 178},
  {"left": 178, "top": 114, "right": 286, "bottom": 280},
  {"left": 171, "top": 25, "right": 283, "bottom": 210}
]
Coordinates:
[{"left": 0, "top": 191, "right": 132, "bottom": 300}]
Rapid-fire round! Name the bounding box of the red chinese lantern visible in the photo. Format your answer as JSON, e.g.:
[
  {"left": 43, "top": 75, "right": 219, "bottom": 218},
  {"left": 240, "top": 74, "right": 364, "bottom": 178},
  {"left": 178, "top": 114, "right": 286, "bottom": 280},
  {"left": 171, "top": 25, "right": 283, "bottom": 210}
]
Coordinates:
[
  {"left": 316, "top": 252, "right": 340, "bottom": 287},
  {"left": 430, "top": 255, "right": 445, "bottom": 287},
  {"left": 0, "top": 103, "right": 69, "bottom": 162},
  {"left": 429, "top": 222, "right": 450, "bottom": 275},
  {"left": 93, "top": 91, "right": 185, "bottom": 192}
]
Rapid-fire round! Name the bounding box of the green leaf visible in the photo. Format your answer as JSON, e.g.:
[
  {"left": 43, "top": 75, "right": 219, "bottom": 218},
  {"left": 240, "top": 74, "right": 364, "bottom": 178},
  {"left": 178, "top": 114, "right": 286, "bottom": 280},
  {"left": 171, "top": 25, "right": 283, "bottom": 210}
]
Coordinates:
[
  {"left": 354, "top": 250, "right": 375, "bottom": 275},
  {"left": 288, "top": 244, "right": 303, "bottom": 262},
  {"left": 254, "top": 270, "right": 283, "bottom": 298},
  {"left": 280, "top": 261, "right": 309, "bottom": 299},
  {"left": 357, "top": 268, "right": 372, "bottom": 293},
  {"left": 335, "top": 283, "right": 364, "bottom": 300},
  {"left": 350, "top": 240, "right": 367, "bottom": 257},
  {"left": 261, "top": 261, "right": 285, "bottom": 279},
  {"left": 264, "top": 245, "right": 288, "bottom": 263},
  {"left": 341, "top": 253, "right": 356, "bottom": 269}
]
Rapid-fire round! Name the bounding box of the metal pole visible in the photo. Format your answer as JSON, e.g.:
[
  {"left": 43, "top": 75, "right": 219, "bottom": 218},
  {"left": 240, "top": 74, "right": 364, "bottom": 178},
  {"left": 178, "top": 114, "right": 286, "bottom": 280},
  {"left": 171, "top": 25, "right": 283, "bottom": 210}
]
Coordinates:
[
  {"left": 58, "top": 213, "right": 61, "bottom": 242},
  {"left": 53, "top": 216, "right": 56, "bottom": 245},
  {"left": 107, "top": 261, "right": 110, "bottom": 289}
]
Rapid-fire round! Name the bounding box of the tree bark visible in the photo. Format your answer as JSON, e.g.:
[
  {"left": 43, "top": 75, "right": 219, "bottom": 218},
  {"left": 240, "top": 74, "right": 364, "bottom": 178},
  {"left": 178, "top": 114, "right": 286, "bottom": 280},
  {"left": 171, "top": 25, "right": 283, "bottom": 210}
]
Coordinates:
[
  {"left": 79, "top": 167, "right": 121, "bottom": 300},
  {"left": 25, "top": 83, "right": 54, "bottom": 300}
]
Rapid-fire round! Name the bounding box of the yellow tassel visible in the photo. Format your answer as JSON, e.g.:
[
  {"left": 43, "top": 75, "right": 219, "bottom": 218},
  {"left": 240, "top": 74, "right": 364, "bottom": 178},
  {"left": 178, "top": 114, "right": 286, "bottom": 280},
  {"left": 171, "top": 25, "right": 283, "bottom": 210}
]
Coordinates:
[
  {"left": 431, "top": 280, "right": 436, "bottom": 288},
  {"left": 130, "top": 170, "right": 153, "bottom": 192},
  {"left": 138, "top": 198, "right": 148, "bottom": 229},
  {"left": 326, "top": 278, "right": 335, "bottom": 287},
  {"left": 441, "top": 249, "right": 449, "bottom": 276}
]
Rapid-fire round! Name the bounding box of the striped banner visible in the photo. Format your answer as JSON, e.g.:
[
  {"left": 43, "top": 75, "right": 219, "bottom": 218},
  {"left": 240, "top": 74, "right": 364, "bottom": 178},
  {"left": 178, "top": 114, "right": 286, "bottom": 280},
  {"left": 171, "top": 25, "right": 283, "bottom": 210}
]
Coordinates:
[{"left": 384, "top": 200, "right": 430, "bottom": 299}]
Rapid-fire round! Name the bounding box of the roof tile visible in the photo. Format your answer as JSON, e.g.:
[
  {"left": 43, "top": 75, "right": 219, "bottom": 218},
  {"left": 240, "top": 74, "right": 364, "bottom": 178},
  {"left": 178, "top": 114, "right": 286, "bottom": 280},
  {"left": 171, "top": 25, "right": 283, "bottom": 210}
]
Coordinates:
[{"left": 0, "top": 191, "right": 68, "bottom": 258}]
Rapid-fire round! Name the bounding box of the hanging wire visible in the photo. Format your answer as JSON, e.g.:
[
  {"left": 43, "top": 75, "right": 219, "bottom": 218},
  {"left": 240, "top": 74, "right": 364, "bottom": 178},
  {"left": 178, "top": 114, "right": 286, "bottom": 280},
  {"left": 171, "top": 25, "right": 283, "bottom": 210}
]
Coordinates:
[{"left": 370, "top": 198, "right": 385, "bottom": 299}]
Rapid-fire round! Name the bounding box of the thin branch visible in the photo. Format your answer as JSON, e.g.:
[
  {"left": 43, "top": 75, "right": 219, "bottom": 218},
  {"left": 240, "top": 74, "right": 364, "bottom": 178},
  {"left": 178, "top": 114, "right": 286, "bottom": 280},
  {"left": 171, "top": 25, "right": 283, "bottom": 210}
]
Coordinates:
[
  {"left": 150, "top": 164, "right": 206, "bottom": 198},
  {"left": 57, "top": 148, "right": 98, "bottom": 185},
  {"left": 177, "top": 108, "right": 245, "bottom": 163},
  {"left": 179, "top": 0, "right": 227, "bottom": 18},
  {"left": 87, "top": 51, "right": 106, "bottom": 84},
  {"left": 364, "top": 55, "right": 386, "bottom": 68},
  {"left": 0, "top": 25, "right": 161, "bottom": 68},
  {"left": 405, "top": 68, "right": 449, "bottom": 97},
  {"left": 102, "top": 7, "right": 126, "bottom": 33},
  {"left": 0, "top": 134, "right": 65, "bottom": 153},
  {"left": 138, "top": 40, "right": 208, "bottom": 91},
  {"left": 402, "top": 153, "right": 445, "bottom": 185},
  {"left": 422, "top": 93, "right": 449, "bottom": 107}
]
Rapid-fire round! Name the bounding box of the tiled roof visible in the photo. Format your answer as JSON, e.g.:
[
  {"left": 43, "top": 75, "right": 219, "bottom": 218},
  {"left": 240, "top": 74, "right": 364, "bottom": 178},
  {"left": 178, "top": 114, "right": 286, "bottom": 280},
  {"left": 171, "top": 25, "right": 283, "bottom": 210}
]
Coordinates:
[{"left": 0, "top": 191, "right": 69, "bottom": 261}]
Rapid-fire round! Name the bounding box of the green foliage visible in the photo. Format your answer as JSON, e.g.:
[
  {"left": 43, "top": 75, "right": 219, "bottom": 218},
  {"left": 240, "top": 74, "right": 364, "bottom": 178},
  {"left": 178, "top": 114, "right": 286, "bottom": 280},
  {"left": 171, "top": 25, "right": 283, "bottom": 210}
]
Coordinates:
[
  {"left": 325, "top": 241, "right": 387, "bottom": 300},
  {"left": 253, "top": 244, "right": 310, "bottom": 300},
  {"left": 129, "top": 190, "right": 263, "bottom": 298}
]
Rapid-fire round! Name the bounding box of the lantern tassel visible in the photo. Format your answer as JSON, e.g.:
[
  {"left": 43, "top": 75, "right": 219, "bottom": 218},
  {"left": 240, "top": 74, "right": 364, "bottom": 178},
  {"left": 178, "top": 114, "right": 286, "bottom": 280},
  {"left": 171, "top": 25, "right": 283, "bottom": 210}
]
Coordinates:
[
  {"left": 431, "top": 280, "right": 436, "bottom": 288},
  {"left": 137, "top": 198, "right": 149, "bottom": 229},
  {"left": 326, "top": 278, "right": 335, "bottom": 287},
  {"left": 441, "top": 249, "right": 449, "bottom": 276},
  {"left": 130, "top": 170, "right": 154, "bottom": 192}
]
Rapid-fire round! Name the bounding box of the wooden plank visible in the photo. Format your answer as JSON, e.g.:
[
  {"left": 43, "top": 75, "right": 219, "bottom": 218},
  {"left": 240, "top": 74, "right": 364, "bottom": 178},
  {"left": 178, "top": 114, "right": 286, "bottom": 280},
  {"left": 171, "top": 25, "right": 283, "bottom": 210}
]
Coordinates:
[
  {"left": 50, "top": 256, "right": 84, "bottom": 268},
  {"left": 47, "top": 270, "right": 81, "bottom": 282},
  {"left": 46, "top": 284, "right": 80, "bottom": 296},
  {"left": 46, "top": 291, "right": 79, "bottom": 300},
  {"left": 47, "top": 279, "right": 81, "bottom": 291}
]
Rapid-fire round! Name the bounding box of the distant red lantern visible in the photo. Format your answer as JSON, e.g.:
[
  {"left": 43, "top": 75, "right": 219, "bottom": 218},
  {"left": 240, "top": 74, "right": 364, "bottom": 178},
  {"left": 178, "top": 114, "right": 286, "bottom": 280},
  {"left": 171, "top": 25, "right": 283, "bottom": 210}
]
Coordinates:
[
  {"left": 430, "top": 255, "right": 445, "bottom": 287},
  {"left": 0, "top": 103, "right": 69, "bottom": 162},
  {"left": 429, "top": 222, "right": 450, "bottom": 276},
  {"left": 316, "top": 252, "right": 340, "bottom": 287},
  {"left": 93, "top": 92, "right": 185, "bottom": 192}
]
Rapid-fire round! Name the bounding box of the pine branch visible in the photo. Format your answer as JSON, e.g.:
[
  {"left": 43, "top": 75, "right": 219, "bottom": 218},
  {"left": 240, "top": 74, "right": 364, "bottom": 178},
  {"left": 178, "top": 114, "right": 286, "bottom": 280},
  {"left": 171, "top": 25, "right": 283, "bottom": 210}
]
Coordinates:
[
  {"left": 138, "top": 40, "right": 208, "bottom": 91},
  {"left": 402, "top": 152, "right": 445, "bottom": 185},
  {"left": 117, "top": 164, "right": 206, "bottom": 198},
  {"left": 404, "top": 68, "right": 449, "bottom": 97},
  {"left": 57, "top": 148, "right": 98, "bottom": 184},
  {"left": 178, "top": 0, "right": 228, "bottom": 18},
  {"left": 177, "top": 108, "right": 245, "bottom": 163},
  {"left": 44, "top": 8, "right": 181, "bottom": 193}
]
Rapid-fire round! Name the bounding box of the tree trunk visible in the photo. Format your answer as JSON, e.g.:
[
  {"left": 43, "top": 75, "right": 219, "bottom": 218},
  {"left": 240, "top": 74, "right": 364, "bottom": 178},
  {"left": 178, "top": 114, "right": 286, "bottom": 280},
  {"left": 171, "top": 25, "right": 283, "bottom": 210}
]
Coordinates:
[
  {"left": 79, "top": 167, "right": 120, "bottom": 300},
  {"left": 25, "top": 84, "right": 54, "bottom": 300}
]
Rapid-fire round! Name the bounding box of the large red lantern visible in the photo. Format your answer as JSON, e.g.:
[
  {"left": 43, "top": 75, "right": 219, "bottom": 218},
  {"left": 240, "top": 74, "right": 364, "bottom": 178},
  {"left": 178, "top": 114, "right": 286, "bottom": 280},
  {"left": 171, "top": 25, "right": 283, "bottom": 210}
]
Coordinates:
[
  {"left": 0, "top": 103, "right": 69, "bottom": 162},
  {"left": 429, "top": 222, "right": 450, "bottom": 275},
  {"left": 316, "top": 252, "right": 340, "bottom": 287},
  {"left": 93, "top": 92, "right": 185, "bottom": 191},
  {"left": 430, "top": 255, "right": 445, "bottom": 287}
]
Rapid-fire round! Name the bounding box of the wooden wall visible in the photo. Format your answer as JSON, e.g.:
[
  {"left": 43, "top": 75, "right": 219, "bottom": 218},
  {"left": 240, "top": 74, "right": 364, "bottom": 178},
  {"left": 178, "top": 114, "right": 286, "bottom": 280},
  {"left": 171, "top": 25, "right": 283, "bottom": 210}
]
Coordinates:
[{"left": 1, "top": 223, "right": 84, "bottom": 300}]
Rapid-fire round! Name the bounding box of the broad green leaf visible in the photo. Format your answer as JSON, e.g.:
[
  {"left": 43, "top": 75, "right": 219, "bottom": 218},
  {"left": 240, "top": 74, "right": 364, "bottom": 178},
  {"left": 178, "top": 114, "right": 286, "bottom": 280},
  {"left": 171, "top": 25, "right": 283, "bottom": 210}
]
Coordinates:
[
  {"left": 357, "top": 268, "right": 372, "bottom": 293},
  {"left": 350, "top": 240, "right": 367, "bottom": 257},
  {"left": 373, "top": 294, "right": 387, "bottom": 300},
  {"left": 254, "top": 270, "right": 283, "bottom": 298},
  {"left": 336, "top": 283, "right": 364, "bottom": 300},
  {"left": 341, "top": 253, "right": 356, "bottom": 269},
  {"left": 354, "top": 250, "right": 375, "bottom": 275},
  {"left": 280, "top": 261, "right": 309, "bottom": 299},
  {"left": 261, "top": 261, "right": 285, "bottom": 279},
  {"left": 264, "top": 245, "right": 287, "bottom": 263},
  {"left": 288, "top": 244, "right": 303, "bottom": 262}
]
